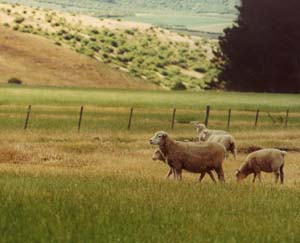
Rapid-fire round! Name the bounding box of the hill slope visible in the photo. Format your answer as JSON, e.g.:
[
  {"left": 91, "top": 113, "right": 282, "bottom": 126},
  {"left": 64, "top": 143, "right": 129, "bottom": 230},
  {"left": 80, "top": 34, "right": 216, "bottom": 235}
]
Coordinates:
[
  {"left": 0, "top": 26, "right": 156, "bottom": 89},
  {"left": 0, "top": 3, "right": 216, "bottom": 90}
]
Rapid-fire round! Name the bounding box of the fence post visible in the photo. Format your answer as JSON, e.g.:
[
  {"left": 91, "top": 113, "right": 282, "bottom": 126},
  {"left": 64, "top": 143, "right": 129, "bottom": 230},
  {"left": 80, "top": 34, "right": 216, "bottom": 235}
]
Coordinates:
[
  {"left": 127, "top": 107, "right": 133, "bottom": 130},
  {"left": 204, "top": 105, "right": 210, "bottom": 127},
  {"left": 285, "top": 109, "right": 289, "bottom": 128},
  {"left": 78, "top": 105, "right": 84, "bottom": 133},
  {"left": 227, "top": 108, "right": 231, "bottom": 130},
  {"left": 171, "top": 108, "right": 176, "bottom": 131},
  {"left": 24, "top": 104, "right": 31, "bottom": 130},
  {"left": 254, "top": 109, "right": 259, "bottom": 127}
]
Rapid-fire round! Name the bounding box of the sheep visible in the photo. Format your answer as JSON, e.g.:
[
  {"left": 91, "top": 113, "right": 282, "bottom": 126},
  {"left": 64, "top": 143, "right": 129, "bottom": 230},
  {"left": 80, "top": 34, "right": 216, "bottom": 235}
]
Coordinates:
[
  {"left": 149, "top": 131, "right": 226, "bottom": 183},
  {"left": 235, "top": 148, "right": 287, "bottom": 184},
  {"left": 152, "top": 149, "right": 215, "bottom": 181},
  {"left": 191, "top": 122, "right": 228, "bottom": 142},
  {"left": 201, "top": 131, "right": 237, "bottom": 159},
  {"left": 152, "top": 149, "right": 175, "bottom": 179}
]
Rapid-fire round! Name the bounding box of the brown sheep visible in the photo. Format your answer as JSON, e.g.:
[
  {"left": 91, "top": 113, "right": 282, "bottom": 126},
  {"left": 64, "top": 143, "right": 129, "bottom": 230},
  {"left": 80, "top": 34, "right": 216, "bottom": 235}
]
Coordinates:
[
  {"left": 149, "top": 131, "right": 226, "bottom": 183},
  {"left": 235, "top": 148, "right": 287, "bottom": 184},
  {"left": 152, "top": 149, "right": 216, "bottom": 182}
]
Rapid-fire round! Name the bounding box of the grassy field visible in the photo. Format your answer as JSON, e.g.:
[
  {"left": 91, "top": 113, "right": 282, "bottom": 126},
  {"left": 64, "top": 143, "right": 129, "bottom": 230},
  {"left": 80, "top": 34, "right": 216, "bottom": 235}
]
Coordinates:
[
  {"left": 124, "top": 13, "right": 235, "bottom": 33},
  {"left": 0, "top": 85, "right": 300, "bottom": 242}
]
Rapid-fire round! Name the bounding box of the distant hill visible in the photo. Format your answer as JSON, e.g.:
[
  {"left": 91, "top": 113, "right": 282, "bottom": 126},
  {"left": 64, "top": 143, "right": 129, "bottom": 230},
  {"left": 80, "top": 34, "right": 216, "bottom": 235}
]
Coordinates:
[
  {"left": 3, "top": 0, "right": 240, "bottom": 14},
  {"left": 0, "top": 26, "right": 156, "bottom": 89}
]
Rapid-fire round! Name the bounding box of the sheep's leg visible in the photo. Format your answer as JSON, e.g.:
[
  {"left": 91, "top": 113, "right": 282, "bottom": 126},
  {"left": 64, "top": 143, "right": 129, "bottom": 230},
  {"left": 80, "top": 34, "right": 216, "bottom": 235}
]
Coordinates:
[
  {"left": 175, "top": 168, "right": 182, "bottom": 181},
  {"left": 165, "top": 168, "right": 173, "bottom": 179},
  {"left": 252, "top": 173, "right": 257, "bottom": 183},
  {"left": 274, "top": 171, "right": 280, "bottom": 184},
  {"left": 198, "top": 172, "right": 206, "bottom": 182},
  {"left": 257, "top": 172, "right": 262, "bottom": 182},
  {"left": 172, "top": 168, "right": 176, "bottom": 179},
  {"left": 279, "top": 165, "right": 284, "bottom": 184},
  {"left": 215, "top": 167, "right": 225, "bottom": 183},
  {"left": 207, "top": 171, "right": 217, "bottom": 183},
  {"left": 233, "top": 148, "right": 237, "bottom": 160}
]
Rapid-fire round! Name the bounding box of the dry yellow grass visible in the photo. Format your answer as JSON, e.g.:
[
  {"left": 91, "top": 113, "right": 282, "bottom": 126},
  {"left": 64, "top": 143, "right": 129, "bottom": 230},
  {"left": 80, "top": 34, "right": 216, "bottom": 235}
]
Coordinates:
[{"left": 0, "top": 129, "right": 299, "bottom": 187}]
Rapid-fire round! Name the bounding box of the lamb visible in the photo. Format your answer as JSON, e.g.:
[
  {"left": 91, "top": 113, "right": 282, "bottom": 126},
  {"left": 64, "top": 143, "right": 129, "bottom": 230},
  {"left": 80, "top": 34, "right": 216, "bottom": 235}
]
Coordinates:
[
  {"left": 149, "top": 131, "right": 226, "bottom": 183},
  {"left": 201, "top": 131, "right": 237, "bottom": 159},
  {"left": 152, "top": 149, "right": 175, "bottom": 179},
  {"left": 235, "top": 148, "right": 287, "bottom": 184}
]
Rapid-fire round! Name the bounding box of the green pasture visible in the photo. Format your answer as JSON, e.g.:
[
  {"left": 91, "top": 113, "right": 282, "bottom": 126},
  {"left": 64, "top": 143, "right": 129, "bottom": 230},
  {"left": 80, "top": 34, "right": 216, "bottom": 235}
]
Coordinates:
[
  {"left": 0, "top": 173, "right": 299, "bottom": 242},
  {"left": 0, "top": 85, "right": 299, "bottom": 132}
]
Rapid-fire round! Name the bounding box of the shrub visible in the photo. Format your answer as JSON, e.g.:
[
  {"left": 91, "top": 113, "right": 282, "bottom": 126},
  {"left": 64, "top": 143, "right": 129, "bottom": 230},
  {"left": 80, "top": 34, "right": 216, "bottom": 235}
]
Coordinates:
[
  {"left": 8, "top": 77, "right": 22, "bottom": 85},
  {"left": 14, "top": 16, "right": 25, "bottom": 24},
  {"left": 125, "top": 29, "right": 135, "bottom": 35},
  {"left": 13, "top": 25, "right": 19, "bottom": 30},
  {"left": 90, "top": 29, "right": 99, "bottom": 35},
  {"left": 3, "top": 23, "right": 9, "bottom": 27},
  {"left": 170, "top": 80, "right": 186, "bottom": 90}
]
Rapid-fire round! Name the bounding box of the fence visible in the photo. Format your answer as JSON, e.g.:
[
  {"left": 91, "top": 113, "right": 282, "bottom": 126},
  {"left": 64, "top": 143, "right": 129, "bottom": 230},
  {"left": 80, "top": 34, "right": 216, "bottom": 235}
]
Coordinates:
[{"left": 17, "top": 104, "right": 293, "bottom": 132}]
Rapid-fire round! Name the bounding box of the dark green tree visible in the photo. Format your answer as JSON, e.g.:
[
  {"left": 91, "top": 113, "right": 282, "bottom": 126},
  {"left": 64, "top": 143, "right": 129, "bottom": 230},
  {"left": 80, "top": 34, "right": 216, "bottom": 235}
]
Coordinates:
[{"left": 214, "top": 0, "right": 300, "bottom": 93}]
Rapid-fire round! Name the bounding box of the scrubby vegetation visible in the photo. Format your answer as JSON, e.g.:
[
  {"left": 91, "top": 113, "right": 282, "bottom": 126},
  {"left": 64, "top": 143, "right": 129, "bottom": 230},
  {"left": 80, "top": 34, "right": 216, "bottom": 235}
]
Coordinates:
[{"left": 0, "top": 3, "right": 218, "bottom": 90}]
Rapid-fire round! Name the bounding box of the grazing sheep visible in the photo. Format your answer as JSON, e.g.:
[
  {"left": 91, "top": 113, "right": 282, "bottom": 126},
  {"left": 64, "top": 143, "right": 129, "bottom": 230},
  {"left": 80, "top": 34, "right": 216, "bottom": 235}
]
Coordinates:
[
  {"left": 149, "top": 131, "right": 226, "bottom": 183},
  {"left": 235, "top": 148, "right": 287, "bottom": 184},
  {"left": 201, "top": 131, "right": 237, "bottom": 159},
  {"left": 152, "top": 149, "right": 175, "bottom": 179}
]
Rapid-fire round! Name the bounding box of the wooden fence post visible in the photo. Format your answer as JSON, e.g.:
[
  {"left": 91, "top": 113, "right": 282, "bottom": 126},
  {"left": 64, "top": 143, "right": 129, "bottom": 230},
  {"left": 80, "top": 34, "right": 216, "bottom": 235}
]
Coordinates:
[
  {"left": 204, "top": 105, "right": 210, "bottom": 127},
  {"left": 24, "top": 104, "right": 31, "bottom": 130},
  {"left": 254, "top": 109, "right": 259, "bottom": 127},
  {"left": 285, "top": 109, "right": 289, "bottom": 128},
  {"left": 127, "top": 107, "right": 133, "bottom": 130},
  {"left": 227, "top": 108, "right": 231, "bottom": 130},
  {"left": 171, "top": 108, "right": 176, "bottom": 131},
  {"left": 78, "top": 105, "right": 84, "bottom": 133}
]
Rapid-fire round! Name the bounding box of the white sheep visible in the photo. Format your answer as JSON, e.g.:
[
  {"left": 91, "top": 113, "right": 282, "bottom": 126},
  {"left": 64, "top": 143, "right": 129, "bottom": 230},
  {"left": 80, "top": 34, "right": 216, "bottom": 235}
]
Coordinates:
[
  {"left": 201, "top": 131, "right": 237, "bottom": 159},
  {"left": 235, "top": 148, "right": 287, "bottom": 184},
  {"left": 191, "top": 122, "right": 227, "bottom": 142}
]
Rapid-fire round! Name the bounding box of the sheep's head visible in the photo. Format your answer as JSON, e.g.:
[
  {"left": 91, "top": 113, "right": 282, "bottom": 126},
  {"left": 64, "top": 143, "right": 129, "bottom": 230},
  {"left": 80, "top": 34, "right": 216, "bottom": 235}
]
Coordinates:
[
  {"left": 149, "top": 131, "right": 168, "bottom": 145},
  {"left": 194, "top": 123, "right": 206, "bottom": 134},
  {"left": 200, "top": 129, "right": 209, "bottom": 141},
  {"left": 235, "top": 169, "right": 247, "bottom": 181},
  {"left": 152, "top": 149, "right": 165, "bottom": 161}
]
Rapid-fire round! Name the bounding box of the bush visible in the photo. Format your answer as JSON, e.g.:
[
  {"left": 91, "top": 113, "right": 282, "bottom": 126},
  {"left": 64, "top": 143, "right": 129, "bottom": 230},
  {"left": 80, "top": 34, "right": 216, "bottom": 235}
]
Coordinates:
[
  {"left": 170, "top": 81, "right": 186, "bottom": 90},
  {"left": 14, "top": 16, "right": 25, "bottom": 24},
  {"left": 8, "top": 78, "right": 22, "bottom": 85},
  {"left": 12, "top": 24, "right": 19, "bottom": 30}
]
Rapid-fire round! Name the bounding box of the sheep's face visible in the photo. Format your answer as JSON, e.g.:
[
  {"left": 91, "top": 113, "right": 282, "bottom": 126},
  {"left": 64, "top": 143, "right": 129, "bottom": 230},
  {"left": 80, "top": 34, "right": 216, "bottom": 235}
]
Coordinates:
[
  {"left": 195, "top": 123, "right": 206, "bottom": 134},
  {"left": 235, "top": 170, "right": 247, "bottom": 181},
  {"left": 152, "top": 149, "right": 165, "bottom": 161},
  {"left": 200, "top": 130, "right": 209, "bottom": 141},
  {"left": 149, "top": 131, "right": 168, "bottom": 145}
]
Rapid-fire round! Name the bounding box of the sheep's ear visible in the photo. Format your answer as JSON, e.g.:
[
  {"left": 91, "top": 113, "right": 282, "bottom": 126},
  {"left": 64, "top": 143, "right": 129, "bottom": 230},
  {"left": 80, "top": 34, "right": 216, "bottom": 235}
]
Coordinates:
[{"left": 162, "top": 133, "right": 167, "bottom": 138}]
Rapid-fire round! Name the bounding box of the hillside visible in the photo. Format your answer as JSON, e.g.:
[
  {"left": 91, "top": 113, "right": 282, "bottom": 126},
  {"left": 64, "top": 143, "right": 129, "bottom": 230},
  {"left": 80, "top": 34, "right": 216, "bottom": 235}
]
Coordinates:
[
  {"left": 0, "top": 3, "right": 217, "bottom": 90},
  {"left": 3, "top": 0, "right": 240, "bottom": 15},
  {"left": 0, "top": 26, "right": 156, "bottom": 89}
]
